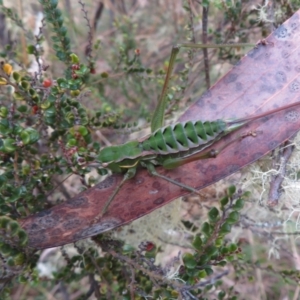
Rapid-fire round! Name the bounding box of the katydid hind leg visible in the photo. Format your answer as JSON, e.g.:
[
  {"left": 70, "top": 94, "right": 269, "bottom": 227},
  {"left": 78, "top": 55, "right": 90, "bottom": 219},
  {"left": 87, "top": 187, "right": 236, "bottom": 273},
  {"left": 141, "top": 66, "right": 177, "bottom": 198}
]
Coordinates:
[
  {"left": 163, "top": 131, "right": 258, "bottom": 169},
  {"left": 151, "top": 46, "right": 179, "bottom": 133},
  {"left": 142, "top": 162, "right": 206, "bottom": 197},
  {"left": 93, "top": 167, "right": 137, "bottom": 222},
  {"left": 151, "top": 42, "right": 254, "bottom": 133}
]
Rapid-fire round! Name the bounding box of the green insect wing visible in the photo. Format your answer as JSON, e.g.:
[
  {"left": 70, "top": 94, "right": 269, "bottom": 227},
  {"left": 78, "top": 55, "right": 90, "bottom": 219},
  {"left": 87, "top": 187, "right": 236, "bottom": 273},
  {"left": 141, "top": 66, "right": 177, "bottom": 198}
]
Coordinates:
[{"left": 98, "top": 141, "right": 143, "bottom": 164}]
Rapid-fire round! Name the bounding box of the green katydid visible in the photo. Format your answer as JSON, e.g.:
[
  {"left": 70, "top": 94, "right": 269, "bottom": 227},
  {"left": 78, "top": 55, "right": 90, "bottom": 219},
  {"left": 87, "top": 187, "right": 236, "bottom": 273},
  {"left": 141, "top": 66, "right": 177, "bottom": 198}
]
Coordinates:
[{"left": 94, "top": 42, "right": 300, "bottom": 220}]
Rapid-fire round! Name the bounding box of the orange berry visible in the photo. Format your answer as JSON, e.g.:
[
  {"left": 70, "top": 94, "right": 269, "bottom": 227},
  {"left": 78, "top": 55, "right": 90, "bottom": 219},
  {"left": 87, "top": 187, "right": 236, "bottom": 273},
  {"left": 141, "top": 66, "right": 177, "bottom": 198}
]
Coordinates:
[{"left": 43, "top": 79, "right": 52, "bottom": 88}]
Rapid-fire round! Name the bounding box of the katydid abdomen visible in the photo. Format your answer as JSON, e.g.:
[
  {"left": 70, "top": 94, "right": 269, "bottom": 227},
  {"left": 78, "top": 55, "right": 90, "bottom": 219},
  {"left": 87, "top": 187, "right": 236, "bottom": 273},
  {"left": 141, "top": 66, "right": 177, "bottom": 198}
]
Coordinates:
[{"left": 141, "top": 119, "right": 245, "bottom": 154}]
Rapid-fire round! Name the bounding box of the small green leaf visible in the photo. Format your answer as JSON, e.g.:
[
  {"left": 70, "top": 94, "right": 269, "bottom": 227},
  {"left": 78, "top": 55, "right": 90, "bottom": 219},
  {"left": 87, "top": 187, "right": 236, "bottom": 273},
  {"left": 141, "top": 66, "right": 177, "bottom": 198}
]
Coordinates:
[
  {"left": 53, "top": 8, "right": 62, "bottom": 18},
  {"left": 206, "top": 245, "right": 218, "bottom": 257},
  {"left": 67, "top": 138, "right": 77, "bottom": 147},
  {"left": 20, "top": 131, "right": 30, "bottom": 144},
  {"left": 198, "top": 269, "right": 207, "bottom": 278},
  {"left": 18, "top": 275, "right": 27, "bottom": 283},
  {"left": 17, "top": 231, "right": 28, "bottom": 246},
  {"left": 98, "top": 169, "right": 108, "bottom": 176},
  {"left": 199, "top": 254, "right": 209, "bottom": 265},
  {"left": 70, "top": 90, "right": 80, "bottom": 97},
  {"left": 12, "top": 71, "right": 21, "bottom": 82},
  {"left": 41, "top": 100, "right": 52, "bottom": 110},
  {"left": 13, "top": 92, "right": 24, "bottom": 101},
  {"left": 51, "top": 36, "right": 60, "bottom": 43},
  {"left": 59, "top": 81, "right": 69, "bottom": 89},
  {"left": 20, "top": 80, "right": 30, "bottom": 90},
  {"left": 204, "top": 267, "right": 213, "bottom": 276},
  {"left": 78, "top": 126, "right": 88, "bottom": 136},
  {"left": 0, "top": 243, "right": 13, "bottom": 255},
  {"left": 13, "top": 253, "right": 25, "bottom": 265},
  {"left": 227, "top": 185, "right": 236, "bottom": 197},
  {"left": 208, "top": 207, "right": 219, "bottom": 222},
  {"left": 0, "top": 217, "right": 10, "bottom": 228},
  {"left": 28, "top": 88, "right": 36, "bottom": 97},
  {"left": 201, "top": 222, "right": 212, "bottom": 237},
  {"left": 77, "top": 65, "right": 89, "bottom": 75},
  {"left": 192, "top": 235, "right": 202, "bottom": 251},
  {"left": 20, "top": 128, "right": 39, "bottom": 145},
  {"left": 101, "top": 72, "right": 109, "bottom": 78},
  {"left": 9, "top": 221, "right": 20, "bottom": 236},
  {"left": 220, "top": 247, "right": 229, "bottom": 255},
  {"left": 70, "top": 53, "right": 79, "bottom": 64},
  {"left": 228, "top": 243, "right": 238, "bottom": 252},
  {"left": 17, "top": 105, "right": 28, "bottom": 113},
  {"left": 44, "top": 107, "right": 56, "bottom": 118},
  {"left": 1, "top": 138, "right": 16, "bottom": 153},
  {"left": 232, "top": 198, "right": 245, "bottom": 210},
  {"left": 0, "top": 106, "right": 8, "bottom": 117},
  {"left": 219, "top": 222, "right": 232, "bottom": 235},
  {"left": 56, "top": 16, "right": 64, "bottom": 26},
  {"left": 215, "top": 237, "right": 223, "bottom": 247},
  {"left": 7, "top": 186, "right": 26, "bottom": 202},
  {"left": 92, "top": 142, "right": 100, "bottom": 151},
  {"left": 220, "top": 196, "right": 229, "bottom": 207},
  {"left": 122, "top": 244, "right": 135, "bottom": 254},
  {"left": 27, "top": 45, "right": 36, "bottom": 54},
  {"left": 218, "top": 290, "right": 226, "bottom": 299},
  {"left": 22, "top": 164, "right": 30, "bottom": 175},
  {"left": 182, "top": 253, "right": 197, "bottom": 269},
  {"left": 6, "top": 257, "right": 15, "bottom": 267},
  {"left": 57, "top": 26, "right": 67, "bottom": 36},
  {"left": 227, "top": 211, "right": 239, "bottom": 224},
  {"left": 0, "top": 119, "right": 9, "bottom": 134},
  {"left": 217, "top": 260, "right": 227, "bottom": 266},
  {"left": 57, "top": 77, "right": 68, "bottom": 88},
  {"left": 65, "top": 112, "right": 74, "bottom": 122},
  {"left": 243, "top": 191, "right": 251, "bottom": 197}
]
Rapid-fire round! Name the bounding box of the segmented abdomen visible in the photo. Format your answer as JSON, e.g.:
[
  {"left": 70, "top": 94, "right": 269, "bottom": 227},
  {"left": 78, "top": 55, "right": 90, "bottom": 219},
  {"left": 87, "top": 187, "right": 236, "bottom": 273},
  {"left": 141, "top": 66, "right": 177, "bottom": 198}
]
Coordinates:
[{"left": 141, "top": 120, "right": 227, "bottom": 154}]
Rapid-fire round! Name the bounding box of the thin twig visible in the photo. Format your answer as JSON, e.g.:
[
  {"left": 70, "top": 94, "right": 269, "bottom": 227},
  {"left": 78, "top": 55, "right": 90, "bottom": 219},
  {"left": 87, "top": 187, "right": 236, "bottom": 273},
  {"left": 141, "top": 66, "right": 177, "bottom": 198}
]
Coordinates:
[
  {"left": 78, "top": 0, "right": 94, "bottom": 59},
  {"left": 201, "top": 4, "right": 210, "bottom": 88},
  {"left": 92, "top": 2, "right": 104, "bottom": 32},
  {"left": 129, "top": 266, "right": 136, "bottom": 300},
  {"left": 268, "top": 139, "right": 295, "bottom": 206}
]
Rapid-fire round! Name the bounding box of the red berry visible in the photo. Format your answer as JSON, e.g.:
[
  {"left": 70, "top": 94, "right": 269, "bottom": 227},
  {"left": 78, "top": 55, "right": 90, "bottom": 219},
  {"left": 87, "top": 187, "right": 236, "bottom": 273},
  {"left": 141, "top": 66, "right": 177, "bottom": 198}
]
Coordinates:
[
  {"left": 145, "top": 242, "right": 155, "bottom": 252},
  {"left": 71, "top": 64, "right": 80, "bottom": 71},
  {"left": 43, "top": 79, "right": 52, "bottom": 88},
  {"left": 90, "top": 68, "right": 96, "bottom": 74},
  {"left": 32, "top": 105, "right": 38, "bottom": 114}
]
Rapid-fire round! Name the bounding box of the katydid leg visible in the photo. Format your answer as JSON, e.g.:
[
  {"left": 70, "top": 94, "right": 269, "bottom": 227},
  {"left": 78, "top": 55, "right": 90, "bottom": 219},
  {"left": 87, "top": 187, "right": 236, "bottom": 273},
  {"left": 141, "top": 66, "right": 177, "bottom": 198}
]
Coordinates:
[
  {"left": 151, "top": 42, "right": 254, "bottom": 132},
  {"left": 142, "top": 131, "right": 257, "bottom": 197},
  {"left": 163, "top": 131, "right": 258, "bottom": 169},
  {"left": 93, "top": 167, "right": 137, "bottom": 222},
  {"left": 142, "top": 162, "right": 205, "bottom": 197}
]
